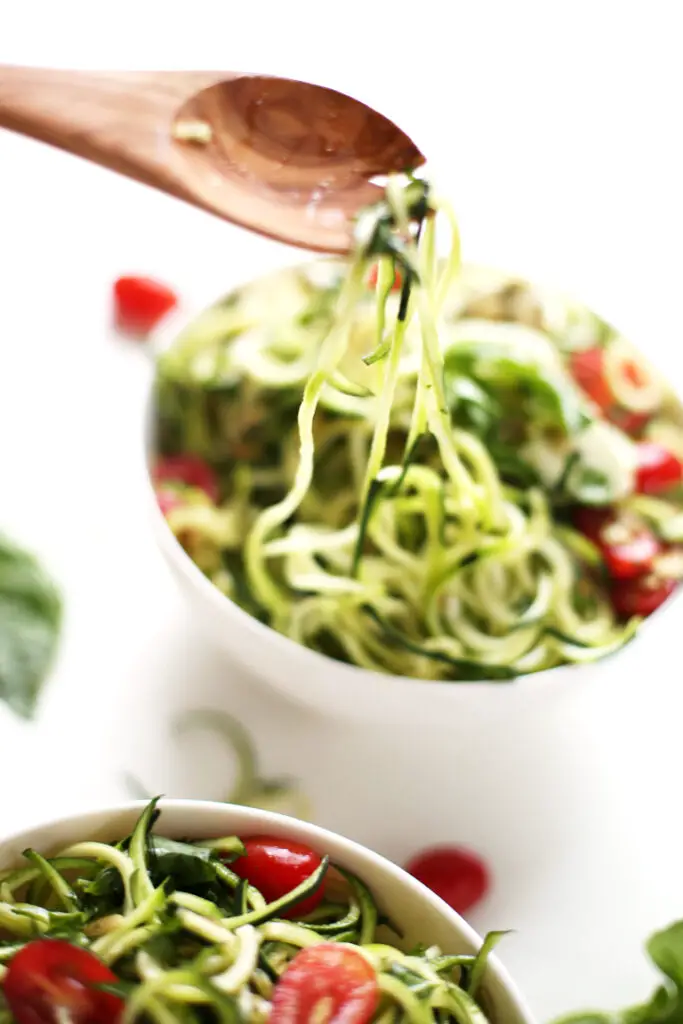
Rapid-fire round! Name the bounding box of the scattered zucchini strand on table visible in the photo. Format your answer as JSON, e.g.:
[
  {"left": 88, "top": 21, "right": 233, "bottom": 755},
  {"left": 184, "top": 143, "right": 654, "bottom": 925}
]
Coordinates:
[{"left": 154, "top": 174, "right": 643, "bottom": 680}]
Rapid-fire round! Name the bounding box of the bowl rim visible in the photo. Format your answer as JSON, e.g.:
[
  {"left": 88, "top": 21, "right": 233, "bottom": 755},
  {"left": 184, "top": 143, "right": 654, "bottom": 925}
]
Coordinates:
[
  {"left": 0, "top": 798, "right": 535, "bottom": 1024},
  {"left": 144, "top": 258, "right": 680, "bottom": 693}
]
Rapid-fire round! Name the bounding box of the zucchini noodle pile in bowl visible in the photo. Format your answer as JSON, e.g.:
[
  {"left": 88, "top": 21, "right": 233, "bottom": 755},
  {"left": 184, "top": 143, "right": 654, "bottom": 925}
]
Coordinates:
[
  {"left": 149, "top": 175, "right": 683, "bottom": 711},
  {"left": 0, "top": 801, "right": 533, "bottom": 1024}
]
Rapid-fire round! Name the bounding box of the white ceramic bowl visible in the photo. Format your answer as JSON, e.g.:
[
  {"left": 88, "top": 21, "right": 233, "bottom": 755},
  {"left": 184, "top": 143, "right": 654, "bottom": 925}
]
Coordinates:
[
  {"left": 0, "top": 800, "right": 534, "bottom": 1024},
  {"left": 144, "top": 268, "right": 683, "bottom": 723}
]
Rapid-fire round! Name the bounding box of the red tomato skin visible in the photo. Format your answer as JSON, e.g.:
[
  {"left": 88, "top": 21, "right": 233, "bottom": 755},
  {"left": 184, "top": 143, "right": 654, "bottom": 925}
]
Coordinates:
[
  {"left": 569, "top": 349, "right": 654, "bottom": 437},
  {"left": 404, "top": 846, "right": 490, "bottom": 916},
  {"left": 572, "top": 507, "right": 660, "bottom": 579},
  {"left": 113, "top": 276, "right": 178, "bottom": 336},
  {"left": 367, "top": 264, "right": 402, "bottom": 292},
  {"left": 231, "top": 836, "right": 324, "bottom": 918},
  {"left": 602, "top": 531, "right": 661, "bottom": 580},
  {"left": 571, "top": 506, "right": 613, "bottom": 545},
  {"left": 270, "top": 943, "right": 378, "bottom": 1024},
  {"left": 4, "top": 940, "right": 123, "bottom": 1024},
  {"left": 609, "top": 408, "right": 650, "bottom": 437},
  {"left": 153, "top": 455, "right": 219, "bottom": 504},
  {"left": 635, "top": 443, "right": 683, "bottom": 495},
  {"left": 569, "top": 348, "right": 613, "bottom": 411},
  {"left": 610, "top": 576, "right": 676, "bottom": 619}
]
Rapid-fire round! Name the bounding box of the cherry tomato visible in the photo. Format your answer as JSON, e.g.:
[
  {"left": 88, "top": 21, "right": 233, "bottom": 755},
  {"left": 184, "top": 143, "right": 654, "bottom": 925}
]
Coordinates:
[
  {"left": 569, "top": 348, "right": 613, "bottom": 412},
  {"left": 569, "top": 348, "right": 652, "bottom": 437},
  {"left": 610, "top": 575, "right": 676, "bottom": 619},
  {"left": 270, "top": 943, "right": 378, "bottom": 1024},
  {"left": 635, "top": 443, "right": 683, "bottom": 495},
  {"left": 367, "top": 263, "right": 402, "bottom": 292},
  {"left": 404, "top": 846, "right": 490, "bottom": 915},
  {"left": 4, "top": 940, "right": 123, "bottom": 1024},
  {"left": 601, "top": 528, "right": 660, "bottom": 579},
  {"left": 572, "top": 506, "right": 661, "bottom": 579},
  {"left": 231, "top": 836, "right": 325, "bottom": 918},
  {"left": 113, "top": 275, "right": 178, "bottom": 337},
  {"left": 609, "top": 408, "right": 650, "bottom": 437},
  {"left": 153, "top": 455, "right": 219, "bottom": 504},
  {"left": 571, "top": 506, "right": 613, "bottom": 546}
]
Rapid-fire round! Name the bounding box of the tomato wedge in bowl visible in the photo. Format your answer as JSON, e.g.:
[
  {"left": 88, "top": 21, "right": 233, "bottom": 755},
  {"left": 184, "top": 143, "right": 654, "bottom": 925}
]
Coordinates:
[{"left": 0, "top": 800, "right": 533, "bottom": 1024}]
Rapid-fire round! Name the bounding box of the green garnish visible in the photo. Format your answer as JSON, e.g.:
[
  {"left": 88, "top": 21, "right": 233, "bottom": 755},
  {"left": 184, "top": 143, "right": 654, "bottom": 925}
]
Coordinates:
[
  {"left": 0, "top": 532, "right": 61, "bottom": 718},
  {"left": 554, "top": 919, "right": 683, "bottom": 1024}
]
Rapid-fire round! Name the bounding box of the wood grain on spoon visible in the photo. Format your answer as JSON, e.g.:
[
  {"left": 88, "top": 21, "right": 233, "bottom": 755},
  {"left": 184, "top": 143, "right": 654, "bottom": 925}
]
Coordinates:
[{"left": 0, "top": 67, "right": 425, "bottom": 253}]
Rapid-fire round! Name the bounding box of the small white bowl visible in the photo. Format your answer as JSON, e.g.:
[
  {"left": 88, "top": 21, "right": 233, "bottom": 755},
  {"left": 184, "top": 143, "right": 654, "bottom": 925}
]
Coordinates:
[
  {"left": 148, "top": 474, "right": 618, "bottom": 722},
  {"left": 144, "top": 268, "right": 683, "bottom": 723},
  {"left": 0, "top": 800, "right": 534, "bottom": 1024}
]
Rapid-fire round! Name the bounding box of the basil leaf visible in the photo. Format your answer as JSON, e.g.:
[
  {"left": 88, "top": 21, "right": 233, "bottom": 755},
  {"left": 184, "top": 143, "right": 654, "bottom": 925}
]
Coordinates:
[
  {"left": 0, "top": 534, "right": 62, "bottom": 718},
  {"left": 647, "top": 921, "right": 683, "bottom": 990},
  {"left": 553, "top": 921, "right": 683, "bottom": 1024},
  {"left": 445, "top": 344, "right": 590, "bottom": 436},
  {"left": 149, "top": 836, "right": 219, "bottom": 887}
]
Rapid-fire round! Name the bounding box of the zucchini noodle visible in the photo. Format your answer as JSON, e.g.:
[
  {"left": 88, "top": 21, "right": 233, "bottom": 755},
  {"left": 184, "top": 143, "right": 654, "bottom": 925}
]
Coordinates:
[
  {"left": 153, "top": 175, "right": 683, "bottom": 681},
  {"left": 0, "top": 801, "right": 501, "bottom": 1024}
]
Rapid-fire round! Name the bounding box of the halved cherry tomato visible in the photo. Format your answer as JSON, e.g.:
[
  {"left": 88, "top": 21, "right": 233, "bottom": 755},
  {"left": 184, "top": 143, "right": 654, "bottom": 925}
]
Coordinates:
[
  {"left": 231, "top": 836, "right": 324, "bottom": 918},
  {"left": 113, "top": 275, "right": 178, "bottom": 337},
  {"left": 404, "top": 846, "right": 489, "bottom": 915},
  {"left": 610, "top": 575, "right": 676, "bottom": 619},
  {"left": 609, "top": 408, "right": 650, "bottom": 437},
  {"left": 270, "top": 943, "right": 378, "bottom": 1024},
  {"left": 4, "top": 940, "right": 123, "bottom": 1024},
  {"left": 601, "top": 528, "right": 660, "bottom": 580},
  {"left": 367, "top": 263, "right": 402, "bottom": 292},
  {"left": 569, "top": 348, "right": 614, "bottom": 412},
  {"left": 571, "top": 506, "right": 613, "bottom": 546},
  {"left": 571, "top": 507, "right": 661, "bottom": 579},
  {"left": 569, "top": 348, "right": 652, "bottom": 436},
  {"left": 635, "top": 442, "right": 683, "bottom": 495},
  {"left": 153, "top": 455, "right": 219, "bottom": 504}
]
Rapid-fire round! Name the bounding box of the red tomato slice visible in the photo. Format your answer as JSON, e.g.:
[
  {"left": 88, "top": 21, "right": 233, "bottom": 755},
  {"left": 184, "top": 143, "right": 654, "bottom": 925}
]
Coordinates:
[
  {"left": 113, "top": 276, "right": 178, "bottom": 337},
  {"left": 571, "top": 506, "right": 613, "bottom": 546},
  {"left": 572, "top": 507, "right": 661, "bottom": 579},
  {"left": 367, "top": 263, "right": 402, "bottom": 292},
  {"left": 4, "top": 940, "right": 123, "bottom": 1024},
  {"left": 153, "top": 455, "right": 219, "bottom": 504},
  {"left": 610, "top": 575, "right": 676, "bottom": 619},
  {"left": 569, "top": 348, "right": 613, "bottom": 412},
  {"left": 635, "top": 443, "right": 683, "bottom": 495},
  {"left": 404, "top": 846, "right": 490, "bottom": 915},
  {"left": 601, "top": 530, "right": 660, "bottom": 580},
  {"left": 270, "top": 944, "right": 378, "bottom": 1024},
  {"left": 231, "top": 836, "right": 324, "bottom": 918},
  {"left": 609, "top": 408, "right": 650, "bottom": 437},
  {"left": 569, "top": 348, "right": 654, "bottom": 437}
]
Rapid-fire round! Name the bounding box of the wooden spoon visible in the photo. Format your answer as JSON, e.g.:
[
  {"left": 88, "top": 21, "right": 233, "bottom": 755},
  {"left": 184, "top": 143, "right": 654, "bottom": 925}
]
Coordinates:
[{"left": 0, "top": 67, "right": 425, "bottom": 253}]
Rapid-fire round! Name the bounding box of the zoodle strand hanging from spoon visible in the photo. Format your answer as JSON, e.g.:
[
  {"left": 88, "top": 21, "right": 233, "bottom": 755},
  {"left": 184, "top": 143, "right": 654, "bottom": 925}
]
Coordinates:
[{"left": 153, "top": 173, "right": 683, "bottom": 680}]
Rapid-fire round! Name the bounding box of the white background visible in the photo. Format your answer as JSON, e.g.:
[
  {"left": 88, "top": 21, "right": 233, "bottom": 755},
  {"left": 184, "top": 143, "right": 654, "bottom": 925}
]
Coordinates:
[{"left": 1, "top": 2, "right": 683, "bottom": 1019}]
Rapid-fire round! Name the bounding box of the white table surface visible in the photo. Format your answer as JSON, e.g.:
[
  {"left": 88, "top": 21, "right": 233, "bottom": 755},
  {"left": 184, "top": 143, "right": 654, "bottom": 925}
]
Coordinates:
[{"left": 2, "top": 4, "right": 683, "bottom": 1019}]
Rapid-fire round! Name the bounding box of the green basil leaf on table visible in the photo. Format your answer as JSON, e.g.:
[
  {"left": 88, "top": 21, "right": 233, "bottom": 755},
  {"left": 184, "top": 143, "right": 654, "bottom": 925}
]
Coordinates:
[{"left": 0, "top": 533, "right": 62, "bottom": 718}]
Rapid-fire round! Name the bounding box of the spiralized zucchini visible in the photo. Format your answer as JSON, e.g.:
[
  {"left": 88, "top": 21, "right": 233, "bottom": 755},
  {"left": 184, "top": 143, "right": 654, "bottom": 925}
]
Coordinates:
[
  {"left": 0, "top": 801, "right": 501, "bottom": 1024},
  {"left": 153, "top": 175, "right": 679, "bottom": 681}
]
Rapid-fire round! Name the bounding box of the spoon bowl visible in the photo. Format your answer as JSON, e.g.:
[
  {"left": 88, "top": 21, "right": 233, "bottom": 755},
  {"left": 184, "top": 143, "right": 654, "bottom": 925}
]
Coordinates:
[{"left": 0, "top": 67, "right": 425, "bottom": 252}]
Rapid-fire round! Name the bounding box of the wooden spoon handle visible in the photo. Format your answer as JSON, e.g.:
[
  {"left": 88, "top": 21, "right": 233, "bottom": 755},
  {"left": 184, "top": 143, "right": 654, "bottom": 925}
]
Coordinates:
[{"left": 0, "top": 66, "right": 229, "bottom": 199}]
